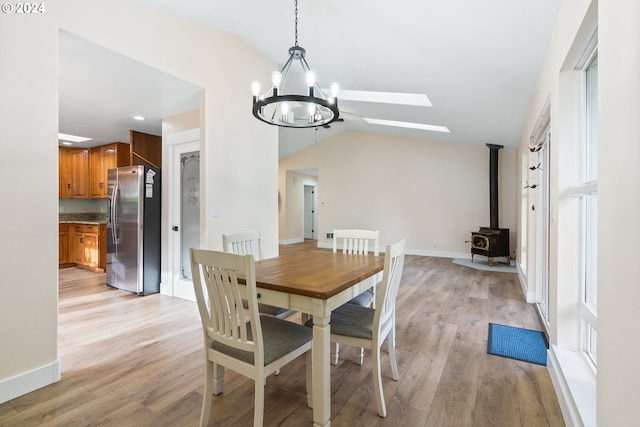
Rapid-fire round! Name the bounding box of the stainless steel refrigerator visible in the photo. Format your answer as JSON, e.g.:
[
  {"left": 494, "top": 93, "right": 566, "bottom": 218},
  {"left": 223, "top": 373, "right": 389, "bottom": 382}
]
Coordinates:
[{"left": 106, "top": 165, "right": 161, "bottom": 295}]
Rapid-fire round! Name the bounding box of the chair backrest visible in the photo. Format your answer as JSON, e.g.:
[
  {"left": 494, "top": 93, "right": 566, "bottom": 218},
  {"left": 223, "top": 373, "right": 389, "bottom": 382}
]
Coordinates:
[
  {"left": 222, "top": 231, "right": 263, "bottom": 261},
  {"left": 189, "top": 248, "right": 264, "bottom": 366},
  {"left": 333, "top": 229, "right": 380, "bottom": 256},
  {"left": 373, "top": 239, "right": 406, "bottom": 336}
]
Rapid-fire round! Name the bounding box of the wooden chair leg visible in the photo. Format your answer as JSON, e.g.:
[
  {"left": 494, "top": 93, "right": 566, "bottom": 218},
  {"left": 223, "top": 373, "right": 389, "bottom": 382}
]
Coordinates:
[
  {"left": 213, "top": 362, "right": 224, "bottom": 395},
  {"left": 305, "top": 350, "right": 313, "bottom": 408},
  {"left": 200, "top": 359, "right": 215, "bottom": 427},
  {"left": 388, "top": 329, "right": 399, "bottom": 381},
  {"left": 371, "top": 343, "right": 387, "bottom": 418},
  {"left": 372, "top": 344, "right": 387, "bottom": 417},
  {"left": 254, "top": 376, "right": 265, "bottom": 427},
  {"left": 331, "top": 342, "right": 340, "bottom": 365}
]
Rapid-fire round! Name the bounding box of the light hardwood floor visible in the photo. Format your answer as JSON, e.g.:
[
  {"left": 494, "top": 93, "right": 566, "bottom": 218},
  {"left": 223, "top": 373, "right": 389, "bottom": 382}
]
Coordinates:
[{"left": 0, "top": 241, "right": 564, "bottom": 426}]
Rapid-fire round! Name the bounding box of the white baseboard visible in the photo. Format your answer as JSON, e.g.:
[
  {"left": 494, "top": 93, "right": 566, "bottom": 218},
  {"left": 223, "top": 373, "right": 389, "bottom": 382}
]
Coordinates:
[
  {"left": 0, "top": 359, "right": 61, "bottom": 404},
  {"left": 516, "top": 265, "right": 536, "bottom": 303},
  {"left": 279, "top": 238, "right": 304, "bottom": 245}
]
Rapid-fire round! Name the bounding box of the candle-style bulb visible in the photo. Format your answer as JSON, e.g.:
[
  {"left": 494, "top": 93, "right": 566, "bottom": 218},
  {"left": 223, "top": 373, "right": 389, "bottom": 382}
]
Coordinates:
[
  {"left": 251, "top": 81, "right": 261, "bottom": 96},
  {"left": 305, "top": 71, "right": 316, "bottom": 87},
  {"left": 330, "top": 82, "right": 340, "bottom": 97},
  {"left": 271, "top": 71, "right": 282, "bottom": 88}
]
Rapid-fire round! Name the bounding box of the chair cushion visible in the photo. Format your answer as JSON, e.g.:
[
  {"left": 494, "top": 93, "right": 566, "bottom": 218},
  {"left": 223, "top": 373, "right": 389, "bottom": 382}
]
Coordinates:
[
  {"left": 305, "top": 303, "right": 375, "bottom": 340},
  {"left": 211, "top": 315, "right": 312, "bottom": 366},
  {"left": 257, "top": 303, "right": 292, "bottom": 317},
  {"left": 347, "top": 289, "right": 374, "bottom": 307}
]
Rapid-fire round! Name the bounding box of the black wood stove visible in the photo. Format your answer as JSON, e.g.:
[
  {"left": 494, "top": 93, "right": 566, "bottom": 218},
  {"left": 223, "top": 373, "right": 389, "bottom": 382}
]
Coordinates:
[{"left": 470, "top": 144, "right": 510, "bottom": 266}]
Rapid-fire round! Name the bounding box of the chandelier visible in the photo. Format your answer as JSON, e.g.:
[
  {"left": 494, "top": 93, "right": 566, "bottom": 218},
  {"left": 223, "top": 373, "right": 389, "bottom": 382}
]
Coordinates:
[{"left": 251, "top": 0, "right": 340, "bottom": 128}]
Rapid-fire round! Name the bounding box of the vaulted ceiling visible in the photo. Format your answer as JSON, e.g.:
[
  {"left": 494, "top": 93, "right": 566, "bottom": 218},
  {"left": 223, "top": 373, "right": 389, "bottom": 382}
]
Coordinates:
[{"left": 59, "top": 0, "right": 562, "bottom": 157}]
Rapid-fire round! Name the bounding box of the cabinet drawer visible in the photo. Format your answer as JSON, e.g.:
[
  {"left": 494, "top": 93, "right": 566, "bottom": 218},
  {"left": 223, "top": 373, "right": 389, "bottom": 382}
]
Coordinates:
[
  {"left": 73, "top": 224, "right": 99, "bottom": 234},
  {"left": 83, "top": 225, "right": 99, "bottom": 234}
]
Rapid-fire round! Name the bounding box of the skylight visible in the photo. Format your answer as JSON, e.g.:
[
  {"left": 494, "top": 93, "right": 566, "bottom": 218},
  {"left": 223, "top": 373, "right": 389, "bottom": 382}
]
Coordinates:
[
  {"left": 363, "top": 118, "right": 450, "bottom": 133},
  {"left": 325, "top": 89, "right": 432, "bottom": 107}
]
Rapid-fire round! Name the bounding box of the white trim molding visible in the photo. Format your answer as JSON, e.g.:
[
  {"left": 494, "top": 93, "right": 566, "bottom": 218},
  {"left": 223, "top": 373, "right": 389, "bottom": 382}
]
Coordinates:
[
  {"left": 0, "top": 359, "right": 61, "bottom": 404},
  {"left": 547, "top": 345, "right": 596, "bottom": 427}
]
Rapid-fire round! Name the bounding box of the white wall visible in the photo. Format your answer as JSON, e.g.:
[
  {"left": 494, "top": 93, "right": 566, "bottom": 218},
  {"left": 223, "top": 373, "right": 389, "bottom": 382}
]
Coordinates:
[
  {"left": 516, "top": 0, "right": 640, "bottom": 425},
  {"left": 279, "top": 130, "right": 516, "bottom": 257},
  {"left": 597, "top": 1, "right": 640, "bottom": 425},
  {"left": 0, "top": 0, "right": 278, "bottom": 402},
  {"left": 0, "top": 8, "right": 60, "bottom": 401}
]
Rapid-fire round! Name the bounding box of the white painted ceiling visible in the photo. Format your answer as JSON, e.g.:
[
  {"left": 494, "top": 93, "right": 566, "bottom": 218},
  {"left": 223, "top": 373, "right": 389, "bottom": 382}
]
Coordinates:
[
  {"left": 58, "top": 31, "right": 202, "bottom": 148},
  {"left": 59, "top": 0, "right": 562, "bottom": 157}
]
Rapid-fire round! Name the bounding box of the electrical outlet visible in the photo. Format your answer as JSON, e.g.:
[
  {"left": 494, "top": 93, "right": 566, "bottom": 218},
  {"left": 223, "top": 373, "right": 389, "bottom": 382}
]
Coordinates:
[{"left": 326, "top": 232, "right": 334, "bottom": 238}]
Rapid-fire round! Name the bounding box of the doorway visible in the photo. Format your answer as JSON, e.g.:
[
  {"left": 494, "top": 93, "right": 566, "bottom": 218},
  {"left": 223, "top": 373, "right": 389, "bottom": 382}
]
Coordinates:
[
  {"left": 303, "top": 184, "right": 317, "bottom": 239},
  {"left": 166, "top": 128, "right": 200, "bottom": 301}
]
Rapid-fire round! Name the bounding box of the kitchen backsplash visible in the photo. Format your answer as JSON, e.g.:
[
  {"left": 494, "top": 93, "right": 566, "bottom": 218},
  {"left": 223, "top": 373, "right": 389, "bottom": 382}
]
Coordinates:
[{"left": 59, "top": 198, "right": 108, "bottom": 214}]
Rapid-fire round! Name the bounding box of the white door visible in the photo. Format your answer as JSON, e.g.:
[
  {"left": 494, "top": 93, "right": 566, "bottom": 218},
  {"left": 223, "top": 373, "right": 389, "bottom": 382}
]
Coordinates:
[
  {"left": 304, "top": 185, "right": 315, "bottom": 239},
  {"left": 166, "top": 129, "right": 200, "bottom": 301},
  {"left": 535, "top": 130, "right": 550, "bottom": 324}
]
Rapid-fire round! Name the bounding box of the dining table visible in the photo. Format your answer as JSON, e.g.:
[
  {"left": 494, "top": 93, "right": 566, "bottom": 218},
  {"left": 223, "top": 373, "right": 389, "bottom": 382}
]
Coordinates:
[{"left": 251, "top": 249, "right": 385, "bottom": 427}]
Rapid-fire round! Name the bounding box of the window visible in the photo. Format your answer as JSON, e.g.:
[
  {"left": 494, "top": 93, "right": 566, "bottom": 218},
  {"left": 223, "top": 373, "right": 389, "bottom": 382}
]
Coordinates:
[{"left": 575, "top": 51, "right": 598, "bottom": 367}]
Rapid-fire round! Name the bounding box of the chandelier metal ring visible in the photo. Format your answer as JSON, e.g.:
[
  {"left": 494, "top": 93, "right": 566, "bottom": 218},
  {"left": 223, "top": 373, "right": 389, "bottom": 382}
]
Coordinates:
[{"left": 253, "top": 94, "right": 339, "bottom": 128}]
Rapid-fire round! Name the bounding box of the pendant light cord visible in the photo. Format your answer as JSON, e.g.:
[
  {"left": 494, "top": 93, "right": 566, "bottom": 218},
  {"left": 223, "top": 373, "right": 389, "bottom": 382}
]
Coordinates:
[{"left": 294, "top": 0, "right": 299, "bottom": 47}]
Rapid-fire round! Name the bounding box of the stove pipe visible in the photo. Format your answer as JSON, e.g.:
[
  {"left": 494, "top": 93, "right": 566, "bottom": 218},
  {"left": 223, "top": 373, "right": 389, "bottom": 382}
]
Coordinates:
[{"left": 486, "top": 144, "right": 503, "bottom": 230}]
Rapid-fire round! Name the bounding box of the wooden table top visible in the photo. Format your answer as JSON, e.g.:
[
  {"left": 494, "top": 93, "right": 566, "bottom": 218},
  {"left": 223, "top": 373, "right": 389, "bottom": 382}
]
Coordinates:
[{"left": 253, "top": 250, "right": 385, "bottom": 299}]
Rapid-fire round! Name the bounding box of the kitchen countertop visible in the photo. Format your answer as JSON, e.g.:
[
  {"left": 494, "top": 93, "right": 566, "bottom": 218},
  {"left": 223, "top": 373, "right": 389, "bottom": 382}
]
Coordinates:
[{"left": 59, "top": 213, "right": 108, "bottom": 224}]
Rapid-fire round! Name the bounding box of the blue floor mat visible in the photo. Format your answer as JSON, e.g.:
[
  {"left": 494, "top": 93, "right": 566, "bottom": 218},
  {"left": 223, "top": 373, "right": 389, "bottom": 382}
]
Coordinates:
[{"left": 487, "top": 323, "right": 548, "bottom": 366}]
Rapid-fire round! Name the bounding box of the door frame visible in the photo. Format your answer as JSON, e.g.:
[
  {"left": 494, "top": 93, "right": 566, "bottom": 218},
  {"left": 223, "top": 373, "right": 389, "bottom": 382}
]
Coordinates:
[{"left": 164, "top": 128, "right": 200, "bottom": 301}]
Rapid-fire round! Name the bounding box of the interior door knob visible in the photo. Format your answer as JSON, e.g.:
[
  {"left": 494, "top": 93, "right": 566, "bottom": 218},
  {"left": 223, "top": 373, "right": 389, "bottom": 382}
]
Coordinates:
[{"left": 172, "top": 226, "right": 179, "bottom": 231}]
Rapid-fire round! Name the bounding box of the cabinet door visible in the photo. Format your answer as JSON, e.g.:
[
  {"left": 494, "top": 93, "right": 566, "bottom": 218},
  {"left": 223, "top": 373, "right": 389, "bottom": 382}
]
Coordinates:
[
  {"left": 59, "top": 225, "right": 69, "bottom": 265},
  {"left": 68, "top": 149, "right": 89, "bottom": 199},
  {"left": 83, "top": 234, "right": 99, "bottom": 267},
  {"left": 73, "top": 232, "right": 86, "bottom": 265},
  {"left": 89, "top": 148, "right": 104, "bottom": 198},
  {"left": 59, "top": 147, "right": 70, "bottom": 198},
  {"left": 90, "top": 144, "right": 130, "bottom": 199}
]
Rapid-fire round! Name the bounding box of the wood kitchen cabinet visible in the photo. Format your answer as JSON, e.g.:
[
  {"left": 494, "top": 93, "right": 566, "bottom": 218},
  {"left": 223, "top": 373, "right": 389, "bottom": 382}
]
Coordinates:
[
  {"left": 89, "top": 142, "right": 130, "bottom": 198},
  {"left": 58, "top": 224, "right": 73, "bottom": 266},
  {"left": 71, "top": 224, "right": 106, "bottom": 273},
  {"left": 59, "top": 147, "right": 90, "bottom": 199},
  {"left": 130, "top": 130, "right": 161, "bottom": 168}
]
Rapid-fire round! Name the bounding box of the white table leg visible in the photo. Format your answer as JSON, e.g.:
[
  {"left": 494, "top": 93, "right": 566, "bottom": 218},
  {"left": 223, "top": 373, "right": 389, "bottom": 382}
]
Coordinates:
[{"left": 312, "top": 300, "right": 331, "bottom": 427}]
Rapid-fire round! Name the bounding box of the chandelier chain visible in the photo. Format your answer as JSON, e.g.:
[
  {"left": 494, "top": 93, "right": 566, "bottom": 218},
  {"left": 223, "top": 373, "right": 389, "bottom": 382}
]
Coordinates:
[{"left": 294, "top": 0, "right": 298, "bottom": 47}]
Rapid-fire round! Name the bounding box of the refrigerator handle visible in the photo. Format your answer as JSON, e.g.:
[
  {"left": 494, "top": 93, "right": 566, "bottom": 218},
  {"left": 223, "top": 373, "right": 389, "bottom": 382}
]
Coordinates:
[{"left": 111, "top": 183, "right": 119, "bottom": 244}]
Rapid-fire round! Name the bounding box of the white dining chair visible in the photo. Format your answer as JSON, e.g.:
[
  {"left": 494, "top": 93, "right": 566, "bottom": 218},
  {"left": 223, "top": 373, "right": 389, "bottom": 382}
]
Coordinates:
[
  {"left": 332, "top": 229, "right": 380, "bottom": 364},
  {"left": 223, "top": 231, "right": 296, "bottom": 319},
  {"left": 190, "top": 248, "right": 313, "bottom": 427},
  {"left": 327, "top": 239, "right": 406, "bottom": 417}
]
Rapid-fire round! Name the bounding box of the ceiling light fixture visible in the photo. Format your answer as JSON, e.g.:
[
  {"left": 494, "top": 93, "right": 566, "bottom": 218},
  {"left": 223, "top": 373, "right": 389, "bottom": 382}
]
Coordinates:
[
  {"left": 133, "top": 115, "right": 145, "bottom": 121},
  {"left": 251, "top": 0, "right": 339, "bottom": 128},
  {"left": 58, "top": 132, "right": 92, "bottom": 143}
]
